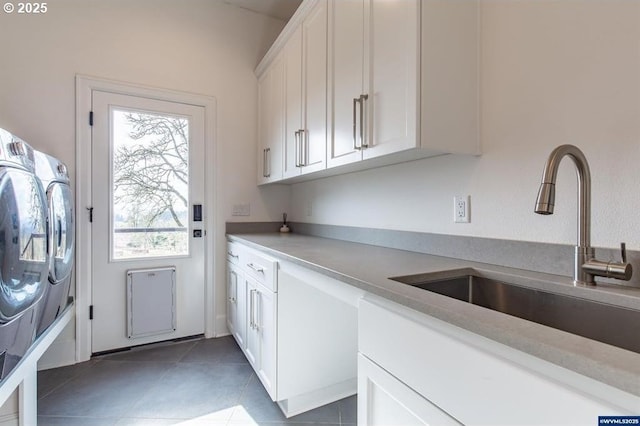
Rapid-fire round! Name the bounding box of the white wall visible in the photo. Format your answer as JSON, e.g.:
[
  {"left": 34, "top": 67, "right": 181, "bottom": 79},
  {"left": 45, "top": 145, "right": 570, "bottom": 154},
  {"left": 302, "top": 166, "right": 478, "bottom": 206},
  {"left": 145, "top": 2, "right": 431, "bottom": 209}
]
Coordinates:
[
  {"left": 0, "top": 0, "right": 290, "bottom": 366},
  {"left": 0, "top": 0, "right": 291, "bottom": 224},
  {"left": 291, "top": 0, "right": 640, "bottom": 250}
]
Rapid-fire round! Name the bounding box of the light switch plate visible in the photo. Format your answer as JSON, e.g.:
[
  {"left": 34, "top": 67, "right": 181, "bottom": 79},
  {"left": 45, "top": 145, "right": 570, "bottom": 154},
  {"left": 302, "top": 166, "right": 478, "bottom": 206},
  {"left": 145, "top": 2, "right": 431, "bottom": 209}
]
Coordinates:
[{"left": 232, "top": 203, "right": 251, "bottom": 217}]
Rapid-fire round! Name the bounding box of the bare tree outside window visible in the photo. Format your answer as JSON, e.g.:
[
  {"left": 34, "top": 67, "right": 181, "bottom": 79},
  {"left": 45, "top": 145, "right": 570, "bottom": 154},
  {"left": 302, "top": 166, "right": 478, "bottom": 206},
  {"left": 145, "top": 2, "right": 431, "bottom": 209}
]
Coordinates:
[{"left": 111, "top": 110, "right": 189, "bottom": 259}]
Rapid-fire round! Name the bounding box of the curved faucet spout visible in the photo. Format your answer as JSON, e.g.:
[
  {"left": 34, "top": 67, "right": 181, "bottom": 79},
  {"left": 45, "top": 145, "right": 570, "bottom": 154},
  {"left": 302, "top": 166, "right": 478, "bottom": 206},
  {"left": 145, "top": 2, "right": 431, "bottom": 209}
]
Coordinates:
[
  {"left": 534, "top": 144, "right": 591, "bottom": 248},
  {"left": 534, "top": 145, "right": 632, "bottom": 286}
]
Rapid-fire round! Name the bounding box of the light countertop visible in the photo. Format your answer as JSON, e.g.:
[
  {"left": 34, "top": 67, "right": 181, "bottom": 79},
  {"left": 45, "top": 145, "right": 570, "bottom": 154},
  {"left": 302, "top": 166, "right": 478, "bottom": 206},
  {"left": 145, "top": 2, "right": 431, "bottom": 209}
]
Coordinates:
[{"left": 227, "top": 232, "right": 640, "bottom": 397}]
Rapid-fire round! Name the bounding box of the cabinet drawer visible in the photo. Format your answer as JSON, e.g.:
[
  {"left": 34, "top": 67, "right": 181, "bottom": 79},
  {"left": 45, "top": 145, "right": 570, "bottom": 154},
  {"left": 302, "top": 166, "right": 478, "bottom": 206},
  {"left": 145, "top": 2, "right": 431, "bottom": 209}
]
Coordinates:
[
  {"left": 227, "top": 241, "right": 244, "bottom": 265},
  {"left": 244, "top": 248, "right": 278, "bottom": 292}
]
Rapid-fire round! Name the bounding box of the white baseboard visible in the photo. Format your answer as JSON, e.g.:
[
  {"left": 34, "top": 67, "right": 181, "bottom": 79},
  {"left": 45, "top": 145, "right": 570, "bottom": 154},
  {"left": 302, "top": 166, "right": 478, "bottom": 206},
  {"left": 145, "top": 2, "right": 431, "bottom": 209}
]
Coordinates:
[
  {"left": 277, "top": 379, "right": 357, "bottom": 418},
  {"left": 214, "top": 314, "right": 230, "bottom": 337}
]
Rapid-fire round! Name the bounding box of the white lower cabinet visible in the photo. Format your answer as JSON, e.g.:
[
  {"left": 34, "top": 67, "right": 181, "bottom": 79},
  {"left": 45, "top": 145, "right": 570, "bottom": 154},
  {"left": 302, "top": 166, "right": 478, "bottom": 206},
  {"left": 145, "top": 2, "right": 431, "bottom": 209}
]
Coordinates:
[
  {"left": 245, "top": 276, "right": 277, "bottom": 398},
  {"left": 358, "top": 295, "right": 640, "bottom": 425},
  {"left": 227, "top": 240, "right": 364, "bottom": 417},
  {"left": 358, "top": 354, "right": 460, "bottom": 426},
  {"left": 225, "top": 261, "right": 246, "bottom": 348}
]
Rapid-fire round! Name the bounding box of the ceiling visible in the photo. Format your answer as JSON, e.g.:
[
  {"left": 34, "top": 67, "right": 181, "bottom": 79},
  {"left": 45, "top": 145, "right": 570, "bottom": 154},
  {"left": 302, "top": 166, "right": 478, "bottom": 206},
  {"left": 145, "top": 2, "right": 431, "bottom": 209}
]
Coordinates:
[{"left": 223, "top": 0, "right": 302, "bottom": 21}]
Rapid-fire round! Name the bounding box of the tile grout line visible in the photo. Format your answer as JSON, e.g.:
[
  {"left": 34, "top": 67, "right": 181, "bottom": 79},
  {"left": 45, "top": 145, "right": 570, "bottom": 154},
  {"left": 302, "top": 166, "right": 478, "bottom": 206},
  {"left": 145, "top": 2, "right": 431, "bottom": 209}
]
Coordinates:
[{"left": 225, "top": 370, "right": 256, "bottom": 426}]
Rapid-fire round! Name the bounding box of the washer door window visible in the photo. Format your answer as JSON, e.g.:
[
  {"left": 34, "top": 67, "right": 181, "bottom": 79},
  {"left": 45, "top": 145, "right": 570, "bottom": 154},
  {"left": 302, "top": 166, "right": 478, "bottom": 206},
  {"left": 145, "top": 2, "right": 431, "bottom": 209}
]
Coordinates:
[
  {"left": 47, "top": 183, "right": 74, "bottom": 283},
  {"left": 0, "top": 168, "right": 48, "bottom": 321}
]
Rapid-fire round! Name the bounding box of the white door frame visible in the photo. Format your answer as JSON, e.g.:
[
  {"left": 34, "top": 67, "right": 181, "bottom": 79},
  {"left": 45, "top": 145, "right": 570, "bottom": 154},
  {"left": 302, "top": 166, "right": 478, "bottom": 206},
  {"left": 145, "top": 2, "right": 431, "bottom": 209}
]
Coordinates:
[{"left": 75, "top": 75, "right": 217, "bottom": 362}]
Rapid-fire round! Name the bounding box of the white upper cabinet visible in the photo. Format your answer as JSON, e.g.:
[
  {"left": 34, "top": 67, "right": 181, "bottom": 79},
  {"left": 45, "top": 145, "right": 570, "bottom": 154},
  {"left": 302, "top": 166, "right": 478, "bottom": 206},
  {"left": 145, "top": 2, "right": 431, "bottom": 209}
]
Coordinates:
[
  {"left": 328, "top": 0, "right": 365, "bottom": 167},
  {"left": 257, "top": 53, "right": 285, "bottom": 184},
  {"left": 283, "top": 0, "right": 328, "bottom": 179},
  {"left": 365, "top": 0, "right": 419, "bottom": 159},
  {"left": 256, "top": 0, "right": 479, "bottom": 184},
  {"left": 329, "top": 0, "right": 418, "bottom": 167}
]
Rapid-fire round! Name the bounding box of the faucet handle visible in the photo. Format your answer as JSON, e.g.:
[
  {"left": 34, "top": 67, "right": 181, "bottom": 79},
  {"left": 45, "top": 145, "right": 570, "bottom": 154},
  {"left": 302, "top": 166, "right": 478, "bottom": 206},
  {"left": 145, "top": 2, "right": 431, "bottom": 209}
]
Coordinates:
[{"left": 582, "top": 242, "right": 633, "bottom": 281}]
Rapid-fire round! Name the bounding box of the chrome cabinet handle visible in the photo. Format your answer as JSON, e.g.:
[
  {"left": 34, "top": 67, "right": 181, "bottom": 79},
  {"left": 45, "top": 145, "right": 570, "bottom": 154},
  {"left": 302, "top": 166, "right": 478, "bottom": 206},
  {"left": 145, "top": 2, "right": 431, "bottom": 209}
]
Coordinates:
[
  {"left": 249, "top": 289, "right": 255, "bottom": 329},
  {"left": 300, "top": 129, "right": 307, "bottom": 167},
  {"left": 296, "top": 130, "right": 300, "bottom": 167},
  {"left": 262, "top": 149, "right": 267, "bottom": 178},
  {"left": 360, "top": 94, "right": 369, "bottom": 148},
  {"left": 247, "top": 263, "right": 265, "bottom": 273},
  {"left": 353, "top": 97, "right": 361, "bottom": 150},
  {"left": 267, "top": 147, "right": 271, "bottom": 177},
  {"left": 294, "top": 130, "right": 301, "bottom": 167},
  {"left": 228, "top": 271, "right": 237, "bottom": 303},
  {"left": 253, "top": 290, "right": 260, "bottom": 331}
]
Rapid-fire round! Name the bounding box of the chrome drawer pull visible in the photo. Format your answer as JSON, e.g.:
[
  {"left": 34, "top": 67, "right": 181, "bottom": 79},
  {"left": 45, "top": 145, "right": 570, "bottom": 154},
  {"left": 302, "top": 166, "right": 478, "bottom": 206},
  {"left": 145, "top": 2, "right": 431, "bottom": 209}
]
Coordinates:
[{"left": 247, "top": 263, "right": 265, "bottom": 273}]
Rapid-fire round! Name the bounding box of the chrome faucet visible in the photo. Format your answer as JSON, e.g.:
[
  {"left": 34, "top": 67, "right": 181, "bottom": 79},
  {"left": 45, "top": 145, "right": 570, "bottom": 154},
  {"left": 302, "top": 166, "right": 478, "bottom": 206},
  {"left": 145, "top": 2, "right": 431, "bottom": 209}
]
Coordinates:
[{"left": 534, "top": 144, "right": 632, "bottom": 286}]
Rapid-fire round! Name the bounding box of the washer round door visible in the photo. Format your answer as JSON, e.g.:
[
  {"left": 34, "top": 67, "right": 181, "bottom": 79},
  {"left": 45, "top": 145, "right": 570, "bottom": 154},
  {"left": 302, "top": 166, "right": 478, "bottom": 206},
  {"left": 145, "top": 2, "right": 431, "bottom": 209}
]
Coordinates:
[
  {"left": 0, "top": 167, "right": 48, "bottom": 322},
  {"left": 48, "top": 183, "right": 74, "bottom": 283}
]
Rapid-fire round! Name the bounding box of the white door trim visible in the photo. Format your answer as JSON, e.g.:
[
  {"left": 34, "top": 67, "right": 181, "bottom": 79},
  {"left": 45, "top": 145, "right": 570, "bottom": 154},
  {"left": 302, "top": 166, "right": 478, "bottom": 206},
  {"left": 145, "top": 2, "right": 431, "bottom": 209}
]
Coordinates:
[{"left": 75, "top": 75, "right": 217, "bottom": 362}]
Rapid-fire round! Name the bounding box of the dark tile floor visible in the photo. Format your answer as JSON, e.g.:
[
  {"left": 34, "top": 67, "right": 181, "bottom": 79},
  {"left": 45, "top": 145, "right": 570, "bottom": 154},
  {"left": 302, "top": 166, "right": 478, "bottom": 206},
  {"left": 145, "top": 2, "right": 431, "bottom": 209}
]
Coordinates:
[{"left": 37, "top": 336, "right": 357, "bottom": 425}]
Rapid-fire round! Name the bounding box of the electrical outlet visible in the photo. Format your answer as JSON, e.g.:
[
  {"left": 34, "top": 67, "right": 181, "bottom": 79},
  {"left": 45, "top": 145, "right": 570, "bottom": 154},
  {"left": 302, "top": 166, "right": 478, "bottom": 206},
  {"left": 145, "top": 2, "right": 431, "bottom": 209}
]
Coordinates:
[{"left": 454, "top": 196, "right": 470, "bottom": 223}]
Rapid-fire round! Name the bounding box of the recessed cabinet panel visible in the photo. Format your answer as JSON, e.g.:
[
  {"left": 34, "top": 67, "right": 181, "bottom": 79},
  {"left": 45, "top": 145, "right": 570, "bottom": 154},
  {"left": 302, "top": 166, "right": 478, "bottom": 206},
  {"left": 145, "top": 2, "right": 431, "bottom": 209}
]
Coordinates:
[
  {"left": 329, "top": 0, "right": 365, "bottom": 168},
  {"left": 301, "top": 0, "right": 327, "bottom": 173},
  {"left": 283, "top": 26, "right": 304, "bottom": 179},
  {"left": 254, "top": 281, "right": 277, "bottom": 398},
  {"left": 283, "top": 1, "right": 327, "bottom": 179},
  {"left": 364, "top": 0, "right": 418, "bottom": 159},
  {"left": 257, "top": 53, "right": 285, "bottom": 184},
  {"left": 226, "top": 262, "right": 246, "bottom": 348},
  {"left": 358, "top": 354, "right": 461, "bottom": 426}
]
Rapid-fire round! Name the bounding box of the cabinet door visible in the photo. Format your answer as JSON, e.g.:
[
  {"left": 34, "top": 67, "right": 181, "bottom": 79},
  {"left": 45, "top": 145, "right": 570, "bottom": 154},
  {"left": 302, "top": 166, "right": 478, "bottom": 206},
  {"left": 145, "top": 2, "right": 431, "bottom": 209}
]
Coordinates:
[
  {"left": 258, "top": 54, "right": 285, "bottom": 184},
  {"left": 328, "top": 0, "right": 365, "bottom": 168},
  {"left": 246, "top": 277, "right": 277, "bottom": 400},
  {"left": 255, "top": 283, "right": 277, "bottom": 400},
  {"left": 364, "top": 0, "right": 419, "bottom": 159},
  {"left": 226, "top": 262, "right": 237, "bottom": 336},
  {"left": 227, "top": 262, "right": 246, "bottom": 349},
  {"left": 300, "top": 0, "right": 327, "bottom": 175},
  {"left": 358, "top": 354, "right": 461, "bottom": 426},
  {"left": 233, "top": 270, "right": 247, "bottom": 348},
  {"left": 283, "top": 26, "right": 304, "bottom": 179},
  {"left": 245, "top": 278, "right": 260, "bottom": 368}
]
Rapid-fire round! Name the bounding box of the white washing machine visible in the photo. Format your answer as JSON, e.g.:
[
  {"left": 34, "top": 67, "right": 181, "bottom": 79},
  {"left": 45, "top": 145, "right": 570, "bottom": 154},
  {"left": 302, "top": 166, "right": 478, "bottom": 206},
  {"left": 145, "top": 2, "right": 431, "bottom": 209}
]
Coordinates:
[
  {"left": 34, "top": 150, "right": 74, "bottom": 336},
  {"left": 0, "top": 129, "right": 49, "bottom": 379}
]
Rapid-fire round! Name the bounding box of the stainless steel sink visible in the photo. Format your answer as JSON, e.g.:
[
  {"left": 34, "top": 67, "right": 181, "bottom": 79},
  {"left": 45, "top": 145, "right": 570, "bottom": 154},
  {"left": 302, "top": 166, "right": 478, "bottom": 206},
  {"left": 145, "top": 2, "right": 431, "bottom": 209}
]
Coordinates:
[{"left": 389, "top": 274, "right": 640, "bottom": 354}]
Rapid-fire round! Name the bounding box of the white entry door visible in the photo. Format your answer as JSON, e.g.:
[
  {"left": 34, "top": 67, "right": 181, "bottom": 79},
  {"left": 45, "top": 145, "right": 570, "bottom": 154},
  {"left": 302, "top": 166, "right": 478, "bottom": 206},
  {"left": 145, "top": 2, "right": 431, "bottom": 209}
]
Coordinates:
[{"left": 91, "top": 91, "right": 206, "bottom": 354}]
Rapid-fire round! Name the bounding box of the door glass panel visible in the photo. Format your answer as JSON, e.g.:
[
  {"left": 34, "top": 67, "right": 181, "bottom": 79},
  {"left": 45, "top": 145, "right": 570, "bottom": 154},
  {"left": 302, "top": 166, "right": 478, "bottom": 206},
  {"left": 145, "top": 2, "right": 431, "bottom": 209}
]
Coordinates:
[{"left": 111, "top": 109, "right": 189, "bottom": 260}]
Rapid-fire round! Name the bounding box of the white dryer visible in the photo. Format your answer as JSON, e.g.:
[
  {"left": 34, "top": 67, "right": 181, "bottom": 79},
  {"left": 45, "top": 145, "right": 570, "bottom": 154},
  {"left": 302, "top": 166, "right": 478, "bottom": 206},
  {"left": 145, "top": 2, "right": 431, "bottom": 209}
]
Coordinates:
[
  {"left": 34, "top": 151, "right": 74, "bottom": 337},
  {"left": 0, "top": 129, "right": 49, "bottom": 379}
]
